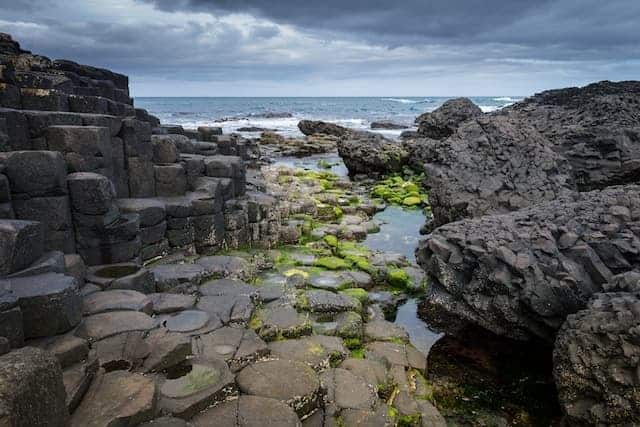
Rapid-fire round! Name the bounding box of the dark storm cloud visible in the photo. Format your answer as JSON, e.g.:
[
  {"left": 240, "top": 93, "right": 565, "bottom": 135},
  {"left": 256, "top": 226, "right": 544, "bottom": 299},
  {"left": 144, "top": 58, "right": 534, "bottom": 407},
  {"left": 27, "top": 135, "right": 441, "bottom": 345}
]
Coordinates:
[{"left": 143, "top": 0, "right": 640, "bottom": 58}]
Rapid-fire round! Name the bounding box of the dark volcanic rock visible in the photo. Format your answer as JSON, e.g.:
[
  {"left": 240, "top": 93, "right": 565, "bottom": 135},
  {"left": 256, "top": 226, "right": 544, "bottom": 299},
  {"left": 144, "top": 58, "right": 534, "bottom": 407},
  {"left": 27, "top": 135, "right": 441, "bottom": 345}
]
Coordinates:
[
  {"left": 415, "top": 97, "right": 482, "bottom": 139},
  {"left": 337, "top": 132, "right": 408, "bottom": 176},
  {"left": 298, "top": 120, "right": 350, "bottom": 137},
  {"left": 501, "top": 80, "right": 640, "bottom": 190},
  {"left": 417, "top": 185, "right": 640, "bottom": 343},
  {"left": 370, "top": 121, "right": 408, "bottom": 130},
  {"left": 553, "top": 272, "right": 640, "bottom": 425},
  {"left": 416, "top": 115, "right": 575, "bottom": 227},
  {"left": 0, "top": 346, "right": 69, "bottom": 427}
]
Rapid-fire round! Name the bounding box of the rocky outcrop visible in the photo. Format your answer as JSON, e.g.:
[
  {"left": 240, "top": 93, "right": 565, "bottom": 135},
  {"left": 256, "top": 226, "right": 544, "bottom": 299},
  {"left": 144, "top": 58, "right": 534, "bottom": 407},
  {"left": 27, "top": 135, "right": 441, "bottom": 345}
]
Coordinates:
[
  {"left": 501, "top": 80, "right": 640, "bottom": 191},
  {"left": 553, "top": 272, "right": 640, "bottom": 425},
  {"left": 370, "top": 121, "right": 408, "bottom": 130},
  {"left": 415, "top": 97, "right": 482, "bottom": 139},
  {"left": 417, "top": 185, "right": 640, "bottom": 343},
  {"left": 298, "top": 120, "right": 350, "bottom": 137},
  {"left": 337, "top": 132, "right": 409, "bottom": 176},
  {"left": 417, "top": 115, "right": 575, "bottom": 227}
]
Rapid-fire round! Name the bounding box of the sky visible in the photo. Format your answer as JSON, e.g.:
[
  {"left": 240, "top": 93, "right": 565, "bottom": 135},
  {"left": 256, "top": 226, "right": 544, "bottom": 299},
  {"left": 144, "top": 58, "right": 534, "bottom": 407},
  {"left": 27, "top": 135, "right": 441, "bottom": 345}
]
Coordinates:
[{"left": 0, "top": 0, "right": 639, "bottom": 97}]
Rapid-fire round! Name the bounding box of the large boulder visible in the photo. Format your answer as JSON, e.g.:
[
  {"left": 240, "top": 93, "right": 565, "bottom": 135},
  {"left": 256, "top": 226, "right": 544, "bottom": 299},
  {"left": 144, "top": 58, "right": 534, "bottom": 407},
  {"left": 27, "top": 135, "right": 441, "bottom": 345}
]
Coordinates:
[
  {"left": 415, "top": 115, "right": 575, "bottom": 227},
  {"left": 415, "top": 97, "right": 482, "bottom": 139},
  {"left": 337, "top": 132, "right": 408, "bottom": 176},
  {"left": 417, "top": 185, "right": 640, "bottom": 343},
  {"left": 0, "top": 346, "right": 69, "bottom": 426},
  {"left": 297, "top": 120, "right": 350, "bottom": 137},
  {"left": 553, "top": 272, "right": 640, "bottom": 425},
  {"left": 501, "top": 80, "right": 640, "bottom": 190}
]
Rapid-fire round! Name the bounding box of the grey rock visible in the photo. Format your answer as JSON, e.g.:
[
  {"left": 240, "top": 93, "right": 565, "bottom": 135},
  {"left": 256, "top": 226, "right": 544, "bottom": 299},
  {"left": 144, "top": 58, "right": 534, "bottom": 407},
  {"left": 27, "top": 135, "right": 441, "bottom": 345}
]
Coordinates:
[
  {"left": 75, "top": 310, "right": 156, "bottom": 341},
  {"left": 116, "top": 198, "right": 166, "bottom": 227},
  {"left": 193, "top": 326, "right": 269, "bottom": 371},
  {"left": 337, "top": 132, "right": 408, "bottom": 176},
  {"left": 303, "top": 289, "right": 361, "bottom": 313},
  {"left": 320, "top": 368, "right": 377, "bottom": 410},
  {"left": 268, "top": 335, "right": 347, "bottom": 370},
  {"left": 150, "top": 263, "right": 207, "bottom": 292},
  {"left": 151, "top": 134, "right": 180, "bottom": 163},
  {"left": 0, "top": 347, "right": 68, "bottom": 427},
  {"left": 1, "top": 150, "right": 67, "bottom": 197},
  {"left": 148, "top": 293, "right": 196, "bottom": 314},
  {"left": 82, "top": 289, "right": 152, "bottom": 315},
  {"left": 191, "top": 395, "right": 302, "bottom": 427},
  {"left": 415, "top": 97, "right": 482, "bottom": 139},
  {"left": 298, "top": 120, "right": 350, "bottom": 137},
  {"left": 67, "top": 172, "right": 116, "bottom": 215},
  {"left": 0, "top": 219, "right": 44, "bottom": 275}
]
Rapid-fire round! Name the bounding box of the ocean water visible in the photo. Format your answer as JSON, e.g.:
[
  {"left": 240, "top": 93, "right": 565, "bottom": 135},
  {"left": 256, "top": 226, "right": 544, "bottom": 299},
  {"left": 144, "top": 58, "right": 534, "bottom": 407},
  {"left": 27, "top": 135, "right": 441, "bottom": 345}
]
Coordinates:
[{"left": 134, "top": 96, "right": 522, "bottom": 139}]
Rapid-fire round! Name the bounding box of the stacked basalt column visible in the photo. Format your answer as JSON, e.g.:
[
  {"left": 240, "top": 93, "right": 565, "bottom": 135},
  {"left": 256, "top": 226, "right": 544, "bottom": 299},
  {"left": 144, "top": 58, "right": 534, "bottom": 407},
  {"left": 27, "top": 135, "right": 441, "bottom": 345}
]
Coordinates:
[
  {"left": 117, "top": 198, "right": 168, "bottom": 261},
  {"left": 67, "top": 172, "right": 141, "bottom": 265},
  {"left": 0, "top": 150, "right": 75, "bottom": 252}
]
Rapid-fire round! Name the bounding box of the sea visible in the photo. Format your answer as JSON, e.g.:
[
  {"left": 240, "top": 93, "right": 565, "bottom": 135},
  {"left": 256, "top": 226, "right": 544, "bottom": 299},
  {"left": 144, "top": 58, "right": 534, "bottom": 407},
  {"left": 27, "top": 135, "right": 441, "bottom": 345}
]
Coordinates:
[{"left": 134, "top": 96, "right": 523, "bottom": 139}]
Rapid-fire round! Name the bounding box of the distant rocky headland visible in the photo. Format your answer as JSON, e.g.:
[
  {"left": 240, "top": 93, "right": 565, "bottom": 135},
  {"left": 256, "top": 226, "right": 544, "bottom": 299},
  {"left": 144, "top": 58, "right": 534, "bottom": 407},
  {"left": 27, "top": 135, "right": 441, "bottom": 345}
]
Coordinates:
[{"left": 1, "top": 31, "right": 639, "bottom": 427}]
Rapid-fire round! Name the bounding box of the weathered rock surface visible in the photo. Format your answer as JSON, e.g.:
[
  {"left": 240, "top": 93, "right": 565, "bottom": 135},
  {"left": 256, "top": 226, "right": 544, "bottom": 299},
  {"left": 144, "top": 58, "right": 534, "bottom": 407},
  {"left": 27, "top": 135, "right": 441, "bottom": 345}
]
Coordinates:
[
  {"left": 553, "top": 272, "right": 640, "bottom": 425},
  {"left": 415, "top": 115, "right": 575, "bottom": 227},
  {"left": 337, "top": 132, "right": 408, "bottom": 176},
  {"left": 415, "top": 97, "right": 482, "bottom": 139},
  {"left": 236, "top": 359, "right": 321, "bottom": 417},
  {"left": 0, "top": 347, "right": 68, "bottom": 427},
  {"left": 501, "top": 80, "right": 640, "bottom": 190},
  {"left": 418, "top": 185, "right": 640, "bottom": 342},
  {"left": 191, "top": 395, "right": 301, "bottom": 427},
  {"left": 71, "top": 370, "right": 156, "bottom": 427}
]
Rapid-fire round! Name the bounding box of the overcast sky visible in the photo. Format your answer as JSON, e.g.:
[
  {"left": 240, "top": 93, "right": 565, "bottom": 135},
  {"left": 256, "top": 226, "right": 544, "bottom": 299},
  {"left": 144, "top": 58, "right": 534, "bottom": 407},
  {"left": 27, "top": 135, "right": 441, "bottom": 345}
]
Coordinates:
[{"left": 1, "top": 0, "right": 638, "bottom": 96}]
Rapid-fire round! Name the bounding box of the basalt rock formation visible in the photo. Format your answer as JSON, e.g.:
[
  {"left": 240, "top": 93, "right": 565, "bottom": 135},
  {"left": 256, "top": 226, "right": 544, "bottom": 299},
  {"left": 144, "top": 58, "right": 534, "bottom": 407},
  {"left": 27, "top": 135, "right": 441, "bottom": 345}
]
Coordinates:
[
  {"left": 415, "top": 97, "right": 482, "bottom": 139},
  {"left": 297, "top": 120, "right": 350, "bottom": 137},
  {"left": 553, "top": 272, "right": 640, "bottom": 425}
]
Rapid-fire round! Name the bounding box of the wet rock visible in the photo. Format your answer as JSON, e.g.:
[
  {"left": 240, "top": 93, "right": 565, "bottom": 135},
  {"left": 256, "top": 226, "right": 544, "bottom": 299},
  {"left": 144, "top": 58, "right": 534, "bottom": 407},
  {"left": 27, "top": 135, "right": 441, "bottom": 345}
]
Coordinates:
[
  {"left": 193, "top": 326, "right": 269, "bottom": 371},
  {"left": 364, "top": 320, "right": 409, "bottom": 342},
  {"left": 87, "top": 263, "right": 155, "bottom": 293},
  {"left": 298, "top": 120, "right": 350, "bottom": 137},
  {"left": 371, "top": 121, "right": 409, "bottom": 130},
  {"left": 268, "top": 335, "right": 347, "bottom": 370},
  {"left": 554, "top": 274, "right": 640, "bottom": 425},
  {"left": 303, "top": 289, "right": 361, "bottom": 313},
  {"left": 71, "top": 370, "right": 156, "bottom": 427},
  {"left": 321, "top": 368, "right": 377, "bottom": 410},
  {"left": 191, "top": 395, "right": 302, "bottom": 427},
  {"left": 417, "top": 185, "right": 640, "bottom": 342},
  {"left": 76, "top": 310, "right": 156, "bottom": 341},
  {"left": 148, "top": 293, "right": 196, "bottom": 314},
  {"left": 159, "top": 358, "right": 236, "bottom": 419},
  {"left": 236, "top": 359, "right": 321, "bottom": 417},
  {"left": 335, "top": 311, "right": 364, "bottom": 339},
  {"left": 0, "top": 346, "right": 68, "bottom": 426},
  {"left": 4, "top": 272, "right": 81, "bottom": 338},
  {"left": 308, "top": 271, "right": 353, "bottom": 291},
  {"left": 415, "top": 97, "right": 482, "bottom": 139},
  {"left": 82, "top": 289, "right": 152, "bottom": 315}
]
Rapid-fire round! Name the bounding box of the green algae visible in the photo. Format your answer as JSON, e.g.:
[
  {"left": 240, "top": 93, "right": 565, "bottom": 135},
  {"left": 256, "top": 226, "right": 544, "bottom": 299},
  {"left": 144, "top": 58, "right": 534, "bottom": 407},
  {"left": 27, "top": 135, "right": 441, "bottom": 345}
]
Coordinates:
[
  {"left": 388, "top": 268, "right": 410, "bottom": 288},
  {"left": 315, "top": 256, "right": 352, "bottom": 270},
  {"left": 371, "top": 174, "right": 429, "bottom": 209},
  {"left": 340, "top": 288, "right": 369, "bottom": 303}
]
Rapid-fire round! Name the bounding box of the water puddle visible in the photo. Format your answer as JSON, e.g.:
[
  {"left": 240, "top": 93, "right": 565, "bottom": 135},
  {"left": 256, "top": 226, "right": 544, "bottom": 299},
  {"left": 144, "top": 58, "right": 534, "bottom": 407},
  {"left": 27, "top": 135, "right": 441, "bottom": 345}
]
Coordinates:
[
  {"left": 273, "top": 153, "right": 349, "bottom": 177},
  {"left": 363, "top": 206, "right": 426, "bottom": 264},
  {"left": 394, "top": 298, "right": 444, "bottom": 356}
]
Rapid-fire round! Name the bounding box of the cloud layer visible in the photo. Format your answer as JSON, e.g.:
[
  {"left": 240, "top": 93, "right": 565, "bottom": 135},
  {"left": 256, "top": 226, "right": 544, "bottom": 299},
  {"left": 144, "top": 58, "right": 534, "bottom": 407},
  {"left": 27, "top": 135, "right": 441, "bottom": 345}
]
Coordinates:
[{"left": 1, "top": 0, "right": 638, "bottom": 96}]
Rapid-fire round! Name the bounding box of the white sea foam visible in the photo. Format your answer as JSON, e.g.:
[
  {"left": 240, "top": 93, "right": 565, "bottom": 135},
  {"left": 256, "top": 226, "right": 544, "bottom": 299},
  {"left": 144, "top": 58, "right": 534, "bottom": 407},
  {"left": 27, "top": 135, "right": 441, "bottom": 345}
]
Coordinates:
[{"left": 383, "top": 98, "right": 421, "bottom": 104}]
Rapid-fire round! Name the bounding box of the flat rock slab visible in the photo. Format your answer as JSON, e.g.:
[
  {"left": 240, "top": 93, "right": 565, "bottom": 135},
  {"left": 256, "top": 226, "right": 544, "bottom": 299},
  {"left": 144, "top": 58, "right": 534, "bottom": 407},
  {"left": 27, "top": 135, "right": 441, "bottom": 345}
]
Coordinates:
[
  {"left": 148, "top": 293, "right": 196, "bottom": 314},
  {"left": 340, "top": 358, "right": 389, "bottom": 390},
  {"left": 160, "top": 310, "right": 211, "bottom": 333},
  {"left": 192, "top": 395, "right": 301, "bottom": 427},
  {"left": 92, "top": 331, "right": 150, "bottom": 371},
  {"left": 143, "top": 328, "right": 192, "bottom": 373},
  {"left": 151, "top": 263, "right": 206, "bottom": 292},
  {"left": 31, "top": 333, "right": 89, "bottom": 369},
  {"left": 340, "top": 406, "right": 392, "bottom": 427},
  {"left": 364, "top": 320, "right": 409, "bottom": 342},
  {"left": 303, "top": 289, "right": 361, "bottom": 313},
  {"left": 365, "top": 341, "right": 426, "bottom": 372},
  {"left": 140, "top": 417, "right": 193, "bottom": 427},
  {"left": 200, "top": 278, "right": 256, "bottom": 298},
  {"left": 70, "top": 370, "right": 156, "bottom": 427},
  {"left": 335, "top": 311, "right": 364, "bottom": 339},
  {"left": 82, "top": 289, "right": 152, "bottom": 315},
  {"left": 268, "top": 335, "right": 347, "bottom": 370},
  {"left": 193, "top": 326, "right": 269, "bottom": 371},
  {"left": 159, "top": 358, "right": 236, "bottom": 419},
  {"left": 308, "top": 271, "right": 353, "bottom": 291},
  {"left": 196, "top": 295, "right": 254, "bottom": 326},
  {"left": 321, "top": 368, "right": 377, "bottom": 410},
  {"left": 236, "top": 359, "right": 321, "bottom": 417},
  {"left": 4, "top": 272, "right": 81, "bottom": 338},
  {"left": 196, "top": 255, "right": 253, "bottom": 280},
  {"left": 75, "top": 310, "right": 156, "bottom": 341},
  {"left": 251, "top": 302, "right": 311, "bottom": 341}
]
